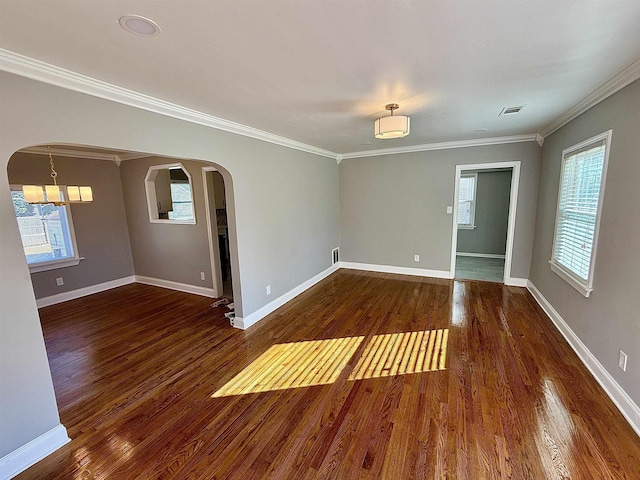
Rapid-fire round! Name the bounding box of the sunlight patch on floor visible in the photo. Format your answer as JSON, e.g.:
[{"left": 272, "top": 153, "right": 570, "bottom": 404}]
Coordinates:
[
  {"left": 211, "top": 329, "right": 449, "bottom": 398},
  {"left": 348, "top": 329, "right": 448, "bottom": 380},
  {"left": 211, "top": 336, "right": 365, "bottom": 397}
]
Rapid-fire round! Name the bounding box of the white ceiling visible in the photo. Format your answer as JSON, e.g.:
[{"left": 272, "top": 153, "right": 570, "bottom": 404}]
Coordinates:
[{"left": 1, "top": 1, "right": 640, "bottom": 155}]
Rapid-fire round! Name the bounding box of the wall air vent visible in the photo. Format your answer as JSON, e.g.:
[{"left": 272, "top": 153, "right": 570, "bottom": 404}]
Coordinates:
[
  {"left": 499, "top": 105, "right": 525, "bottom": 116},
  {"left": 332, "top": 247, "right": 339, "bottom": 265}
]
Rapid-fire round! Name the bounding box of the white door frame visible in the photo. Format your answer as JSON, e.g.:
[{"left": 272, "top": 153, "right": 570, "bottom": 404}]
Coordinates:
[
  {"left": 202, "top": 166, "right": 224, "bottom": 297},
  {"left": 449, "top": 161, "right": 521, "bottom": 284}
]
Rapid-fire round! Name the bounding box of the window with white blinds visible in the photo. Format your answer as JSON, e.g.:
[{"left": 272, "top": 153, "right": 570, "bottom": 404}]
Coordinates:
[
  {"left": 457, "top": 173, "right": 477, "bottom": 229},
  {"left": 550, "top": 130, "right": 611, "bottom": 297}
]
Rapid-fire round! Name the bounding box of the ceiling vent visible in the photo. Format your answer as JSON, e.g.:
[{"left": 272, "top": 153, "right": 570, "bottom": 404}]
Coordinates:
[{"left": 499, "top": 105, "right": 525, "bottom": 116}]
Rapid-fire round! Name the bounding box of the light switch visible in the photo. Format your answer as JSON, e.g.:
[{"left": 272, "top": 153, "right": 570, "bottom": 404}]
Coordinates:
[{"left": 446, "top": 206, "right": 453, "bottom": 214}]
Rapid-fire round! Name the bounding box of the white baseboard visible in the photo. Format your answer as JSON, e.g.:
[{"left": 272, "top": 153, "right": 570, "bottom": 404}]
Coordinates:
[
  {"left": 456, "top": 252, "right": 506, "bottom": 259},
  {"left": 527, "top": 281, "right": 640, "bottom": 437},
  {"left": 134, "top": 275, "right": 216, "bottom": 298},
  {"left": 0, "top": 424, "right": 70, "bottom": 480},
  {"left": 339, "top": 262, "right": 451, "bottom": 279},
  {"left": 505, "top": 277, "right": 528, "bottom": 287},
  {"left": 233, "top": 264, "right": 339, "bottom": 330},
  {"left": 36, "top": 276, "right": 136, "bottom": 308}
]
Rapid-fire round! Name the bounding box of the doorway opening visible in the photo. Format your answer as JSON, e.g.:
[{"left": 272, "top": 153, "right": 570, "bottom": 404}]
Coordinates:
[
  {"left": 449, "top": 161, "right": 520, "bottom": 284},
  {"left": 203, "top": 167, "right": 233, "bottom": 298}
]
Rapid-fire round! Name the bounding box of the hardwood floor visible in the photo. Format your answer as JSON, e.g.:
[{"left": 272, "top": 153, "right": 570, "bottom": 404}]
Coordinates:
[{"left": 17, "top": 270, "right": 640, "bottom": 479}]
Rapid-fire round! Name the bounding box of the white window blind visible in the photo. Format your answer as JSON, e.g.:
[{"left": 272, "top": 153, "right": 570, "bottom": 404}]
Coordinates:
[
  {"left": 550, "top": 131, "right": 611, "bottom": 297},
  {"left": 457, "top": 174, "right": 476, "bottom": 228}
]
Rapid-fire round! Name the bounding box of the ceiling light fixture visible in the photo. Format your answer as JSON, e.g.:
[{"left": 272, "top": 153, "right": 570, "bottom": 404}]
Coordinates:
[
  {"left": 118, "top": 15, "right": 160, "bottom": 36},
  {"left": 374, "top": 103, "right": 410, "bottom": 139},
  {"left": 22, "top": 147, "right": 93, "bottom": 206}
]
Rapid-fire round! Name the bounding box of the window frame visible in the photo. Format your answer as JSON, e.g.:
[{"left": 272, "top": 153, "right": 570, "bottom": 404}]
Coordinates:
[
  {"left": 457, "top": 172, "right": 477, "bottom": 230},
  {"left": 10, "top": 185, "right": 83, "bottom": 273},
  {"left": 549, "top": 130, "right": 612, "bottom": 297},
  {"left": 144, "top": 163, "right": 196, "bottom": 225}
]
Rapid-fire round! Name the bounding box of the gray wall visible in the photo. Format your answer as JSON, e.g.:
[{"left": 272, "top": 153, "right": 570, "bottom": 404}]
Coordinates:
[
  {"left": 339, "top": 142, "right": 540, "bottom": 279},
  {"left": 529, "top": 79, "right": 640, "bottom": 406},
  {"left": 120, "top": 158, "right": 214, "bottom": 289},
  {"left": 8, "top": 153, "right": 135, "bottom": 299},
  {"left": 0, "top": 72, "right": 339, "bottom": 458},
  {"left": 457, "top": 170, "right": 512, "bottom": 255}
]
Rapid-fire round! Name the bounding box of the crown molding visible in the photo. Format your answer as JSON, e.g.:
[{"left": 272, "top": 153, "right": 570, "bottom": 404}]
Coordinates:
[
  {"left": 540, "top": 57, "right": 640, "bottom": 138},
  {"left": 20, "top": 146, "right": 118, "bottom": 162},
  {"left": 0, "top": 48, "right": 339, "bottom": 161},
  {"left": 338, "top": 134, "right": 540, "bottom": 162}
]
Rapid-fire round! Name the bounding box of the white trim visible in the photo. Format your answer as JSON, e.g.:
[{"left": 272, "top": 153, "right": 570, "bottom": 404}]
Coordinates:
[
  {"left": 338, "top": 135, "right": 539, "bottom": 161},
  {"left": 36, "top": 276, "right": 135, "bottom": 308},
  {"left": 526, "top": 281, "right": 640, "bottom": 438},
  {"left": 28, "top": 256, "right": 83, "bottom": 273},
  {"left": 144, "top": 162, "right": 196, "bottom": 224},
  {"left": 339, "top": 262, "right": 451, "bottom": 279},
  {"left": 232, "top": 264, "right": 340, "bottom": 330},
  {"left": 20, "top": 146, "right": 118, "bottom": 162},
  {"left": 134, "top": 275, "right": 216, "bottom": 298},
  {"left": 450, "top": 162, "right": 520, "bottom": 285},
  {"left": 456, "top": 252, "right": 506, "bottom": 259},
  {"left": 0, "top": 48, "right": 338, "bottom": 161},
  {"left": 540, "top": 58, "right": 640, "bottom": 138},
  {"left": 0, "top": 424, "right": 70, "bottom": 480},
  {"left": 505, "top": 277, "right": 528, "bottom": 287},
  {"left": 548, "top": 261, "right": 592, "bottom": 297},
  {"left": 202, "top": 167, "right": 223, "bottom": 298}
]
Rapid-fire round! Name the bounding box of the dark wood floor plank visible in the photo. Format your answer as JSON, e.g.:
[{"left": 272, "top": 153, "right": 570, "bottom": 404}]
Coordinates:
[{"left": 14, "top": 271, "right": 640, "bottom": 479}]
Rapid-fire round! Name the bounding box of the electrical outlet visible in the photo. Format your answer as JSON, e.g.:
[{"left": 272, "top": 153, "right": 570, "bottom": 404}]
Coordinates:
[
  {"left": 200, "top": 272, "right": 205, "bottom": 281},
  {"left": 266, "top": 285, "right": 271, "bottom": 295},
  {"left": 446, "top": 206, "right": 453, "bottom": 214},
  {"left": 618, "top": 350, "right": 628, "bottom": 372},
  {"left": 414, "top": 255, "right": 420, "bottom": 262},
  {"left": 55, "top": 277, "right": 64, "bottom": 286}
]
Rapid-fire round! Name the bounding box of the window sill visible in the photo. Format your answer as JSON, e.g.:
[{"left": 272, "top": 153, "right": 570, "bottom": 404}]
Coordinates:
[
  {"left": 548, "top": 260, "right": 592, "bottom": 298},
  {"left": 149, "top": 219, "right": 196, "bottom": 225},
  {"left": 457, "top": 225, "right": 476, "bottom": 230},
  {"left": 29, "top": 257, "right": 84, "bottom": 274}
]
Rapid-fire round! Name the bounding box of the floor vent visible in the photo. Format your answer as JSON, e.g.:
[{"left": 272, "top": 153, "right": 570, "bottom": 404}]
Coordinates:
[{"left": 332, "top": 247, "right": 339, "bottom": 265}]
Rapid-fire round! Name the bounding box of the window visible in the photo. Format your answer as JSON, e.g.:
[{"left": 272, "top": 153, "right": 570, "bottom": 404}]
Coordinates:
[
  {"left": 168, "top": 180, "right": 194, "bottom": 221},
  {"left": 550, "top": 130, "right": 612, "bottom": 297},
  {"left": 457, "top": 173, "right": 477, "bottom": 229},
  {"left": 10, "top": 186, "right": 81, "bottom": 272}
]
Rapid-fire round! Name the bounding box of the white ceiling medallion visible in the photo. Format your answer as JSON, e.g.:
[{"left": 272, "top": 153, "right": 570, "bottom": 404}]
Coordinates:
[
  {"left": 118, "top": 15, "right": 161, "bottom": 36},
  {"left": 374, "top": 103, "right": 410, "bottom": 139}
]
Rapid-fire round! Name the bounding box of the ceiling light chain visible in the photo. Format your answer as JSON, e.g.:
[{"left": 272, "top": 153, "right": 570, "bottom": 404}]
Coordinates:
[{"left": 48, "top": 146, "right": 59, "bottom": 187}]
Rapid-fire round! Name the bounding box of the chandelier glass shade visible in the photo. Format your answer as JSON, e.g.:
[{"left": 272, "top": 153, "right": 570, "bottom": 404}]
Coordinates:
[{"left": 22, "top": 147, "right": 93, "bottom": 206}]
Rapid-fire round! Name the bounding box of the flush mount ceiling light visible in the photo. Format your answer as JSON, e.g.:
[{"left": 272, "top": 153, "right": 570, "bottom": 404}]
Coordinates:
[
  {"left": 374, "top": 103, "right": 410, "bottom": 139},
  {"left": 118, "top": 15, "right": 160, "bottom": 36},
  {"left": 22, "top": 147, "right": 93, "bottom": 206}
]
